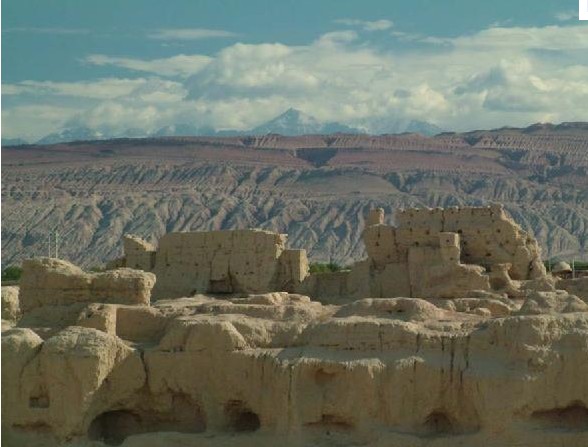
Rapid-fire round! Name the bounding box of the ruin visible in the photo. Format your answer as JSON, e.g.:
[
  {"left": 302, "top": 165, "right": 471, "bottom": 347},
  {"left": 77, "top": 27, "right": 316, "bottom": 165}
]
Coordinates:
[
  {"left": 110, "top": 229, "right": 307, "bottom": 299},
  {"left": 304, "top": 204, "right": 546, "bottom": 300},
  {"left": 2, "top": 205, "right": 588, "bottom": 447},
  {"left": 110, "top": 204, "right": 546, "bottom": 302}
]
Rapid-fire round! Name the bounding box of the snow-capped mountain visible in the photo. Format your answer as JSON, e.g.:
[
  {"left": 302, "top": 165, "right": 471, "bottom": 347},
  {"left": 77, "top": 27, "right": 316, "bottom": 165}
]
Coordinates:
[
  {"left": 353, "top": 116, "right": 443, "bottom": 136},
  {"left": 250, "top": 108, "right": 360, "bottom": 136},
  {"left": 36, "top": 127, "right": 107, "bottom": 145},
  {"left": 33, "top": 109, "right": 443, "bottom": 144},
  {"left": 153, "top": 124, "right": 217, "bottom": 137}
]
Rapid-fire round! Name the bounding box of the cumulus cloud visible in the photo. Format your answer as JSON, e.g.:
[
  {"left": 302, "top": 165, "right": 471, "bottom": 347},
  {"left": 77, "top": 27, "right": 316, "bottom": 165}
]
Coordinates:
[
  {"left": 1, "top": 105, "right": 80, "bottom": 141},
  {"left": 426, "top": 25, "right": 588, "bottom": 51},
  {"left": 149, "top": 28, "right": 237, "bottom": 40},
  {"left": 3, "top": 24, "right": 588, "bottom": 139},
  {"left": 84, "top": 54, "right": 212, "bottom": 77}
]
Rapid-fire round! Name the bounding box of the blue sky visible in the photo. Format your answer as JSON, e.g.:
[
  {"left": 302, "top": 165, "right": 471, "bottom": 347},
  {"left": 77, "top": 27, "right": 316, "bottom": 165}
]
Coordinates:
[{"left": 2, "top": 0, "right": 587, "bottom": 140}]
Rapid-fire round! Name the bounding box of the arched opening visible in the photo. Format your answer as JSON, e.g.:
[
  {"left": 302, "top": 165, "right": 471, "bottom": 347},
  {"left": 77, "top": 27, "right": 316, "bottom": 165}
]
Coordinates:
[
  {"left": 423, "top": 410, "right": 454, "bottom": 435},
  {"left": 88, "top": 395, "right": 206, "bottom": 445},
  {"left": 225, "top": 400, "right": 261, "bottom": 432},
  {"left": 88, "top": 410, "right": 142, "bottom": 446},
  {"left": 531, "top": 402, "right": 588, "bottom": 430}
]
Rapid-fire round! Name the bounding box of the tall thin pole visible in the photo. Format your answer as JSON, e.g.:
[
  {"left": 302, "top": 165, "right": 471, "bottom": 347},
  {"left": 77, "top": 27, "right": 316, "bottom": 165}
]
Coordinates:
[{"left": 55, "top": 231, "right": 59, "bottom": 259}]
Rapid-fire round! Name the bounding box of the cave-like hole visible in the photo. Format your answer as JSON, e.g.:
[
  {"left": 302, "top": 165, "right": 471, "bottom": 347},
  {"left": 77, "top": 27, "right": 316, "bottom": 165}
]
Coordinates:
[
  {"left": 88, "top": 410, "right": 142, "bottom": 446},
  {"left": 531, "top": 402, "right": 588, "bottom": 431},
  {"left": 88, "top": 395, "right": 206, "bottom": 443},
  {"left": 423, "top": 410, "right": 454, "bottom": 435},
  {"left": 225, "top": 400, "right": 261, "bottom": 432},
  {"left": 29, "top": 395, "right": 50, "bottom": 409}
]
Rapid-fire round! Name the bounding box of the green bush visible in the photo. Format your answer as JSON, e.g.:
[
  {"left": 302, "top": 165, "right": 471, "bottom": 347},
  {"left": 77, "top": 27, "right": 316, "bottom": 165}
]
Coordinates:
[
  {"left": 309, "top": 262, "right": 344, "bottom": 274},
  {"left": 544, "top": 260, "right": 588, "bottom": 271},
  {"left": 574, "top": 261, "right": 588, "bottom": 271},
  {"left": 1, "top": 265, "right": 22, "bottom": 282}
]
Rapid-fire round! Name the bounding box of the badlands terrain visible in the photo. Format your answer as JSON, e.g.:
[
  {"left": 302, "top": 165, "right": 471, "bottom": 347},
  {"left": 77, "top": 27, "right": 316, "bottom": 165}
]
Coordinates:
[{"left": 2, "top": 122, "right": 588, "bottom": 268}]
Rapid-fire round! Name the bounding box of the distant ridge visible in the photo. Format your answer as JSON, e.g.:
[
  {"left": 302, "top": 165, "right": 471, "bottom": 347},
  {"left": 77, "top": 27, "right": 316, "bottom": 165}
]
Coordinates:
[
  {"left": 3, "top": 120, "right": 585, "bottom": 148},
  {"left": 22, "top": 108, "right": 444, "bottom": 145}
]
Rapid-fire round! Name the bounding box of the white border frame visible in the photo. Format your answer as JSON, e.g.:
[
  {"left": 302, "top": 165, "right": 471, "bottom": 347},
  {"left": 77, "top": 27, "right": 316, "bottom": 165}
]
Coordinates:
[{"left": 581, "top": 0, "right": 588, "bottom": 20}]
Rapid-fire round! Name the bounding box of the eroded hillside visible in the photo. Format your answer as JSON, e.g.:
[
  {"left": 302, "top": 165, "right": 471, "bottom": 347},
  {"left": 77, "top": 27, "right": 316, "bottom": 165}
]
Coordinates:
[{"left": 2, "top": 123, "right": 588, "bottom": 268}]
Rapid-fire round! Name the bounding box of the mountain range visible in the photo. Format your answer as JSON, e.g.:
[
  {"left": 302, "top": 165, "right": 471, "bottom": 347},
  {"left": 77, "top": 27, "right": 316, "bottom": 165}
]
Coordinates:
[{"left": 1, "top": 108, "right": 443, "bottom": 146}]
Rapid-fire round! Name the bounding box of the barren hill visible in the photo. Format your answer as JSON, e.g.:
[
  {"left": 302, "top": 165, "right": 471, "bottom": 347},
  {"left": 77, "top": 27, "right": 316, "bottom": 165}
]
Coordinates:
[{"left": 2, "top": 122, "right": 588, "bottom": 268}]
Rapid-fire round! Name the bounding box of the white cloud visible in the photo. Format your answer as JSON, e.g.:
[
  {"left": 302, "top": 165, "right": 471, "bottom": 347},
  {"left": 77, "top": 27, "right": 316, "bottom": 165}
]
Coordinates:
[
  {"left": 149, "top": 28, "right": 237, "bottom": 40},
  {"left": 314, "top": 31, "right": 359, "bottom": 46},
  {"left": 4, "top": 24, "right": 588, "bottom": 139},
  {"left": 2, "top": 78, "right": 169, "bottom": 99},
  {"left": 426, "top": 25, "right": 588, "bottom": 51},
  {"left": 334, "top": 19, "right": 394, "bottom": 31},
  {"left": 84, "top": 54, "right": 212, "bottom": 77},
  {"left": 1, "top": 105, "right": 80, "bottom": 141}
]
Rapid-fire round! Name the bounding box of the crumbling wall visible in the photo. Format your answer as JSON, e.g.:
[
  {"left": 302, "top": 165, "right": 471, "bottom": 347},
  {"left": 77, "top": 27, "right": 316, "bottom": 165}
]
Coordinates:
[
  {"left": 393, "top": 205, "right": 546, "bottom": 280},
  {"left": 277, "top": 249, "right": 309, "bottom": 291},
  {"left": 124, "top": 235, "right": 156, "bottom": 271},
  {"left": 2, "top": 286, "right": 20, "bottom": 324},
  {"left": 151, "top": 230, "right": 308, "bottom": 299},
  {"left": 304, "top": 205, "right": 546, "bottom": 300},
  {"left": 19, "top": 258, "right": 156, "bottom": 312}
]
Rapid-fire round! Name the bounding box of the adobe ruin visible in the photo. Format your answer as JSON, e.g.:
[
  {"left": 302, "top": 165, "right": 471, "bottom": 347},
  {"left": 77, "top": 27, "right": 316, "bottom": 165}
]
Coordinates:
[
  {"left": 110, "top": 204, "right": 547, "bottom": 302},
  {"left": 305, "top": 204, "right": 546, "bottom": 300},
  {"left": 110, "top": 229, "right": 308, "bottom": 299}
]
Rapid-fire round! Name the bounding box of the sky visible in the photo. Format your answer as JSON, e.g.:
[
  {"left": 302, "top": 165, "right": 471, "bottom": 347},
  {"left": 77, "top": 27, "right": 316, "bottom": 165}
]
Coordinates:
[{"left": 2, "top": 0, "right": 588, "bottom": 141}]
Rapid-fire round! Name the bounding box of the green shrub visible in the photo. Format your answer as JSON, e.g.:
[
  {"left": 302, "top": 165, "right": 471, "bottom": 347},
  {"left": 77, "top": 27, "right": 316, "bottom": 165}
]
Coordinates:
[
  {"left": 1, "top": 265, "right": 22, "bottom": 282},
  {"left": 572, "top": 261, "right": 588, "bottom": 271},
  {"left": 544, "top": 260, "right": 588, "bottom": 271},
  {"left": 309, "top": 262, "right": 344, "bottom": 274}
]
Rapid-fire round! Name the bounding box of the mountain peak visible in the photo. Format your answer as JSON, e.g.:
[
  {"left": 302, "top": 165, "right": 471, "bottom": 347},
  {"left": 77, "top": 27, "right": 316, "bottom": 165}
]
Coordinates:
[
  {"left": 271, "top": 108, "right": 316, "bottom": 124},
  {"left": 250, "top": 108, "right": 356, "bottom": 136},
  {"left": 283, "top": 107, "right": 302, "bottom": 115},
  {"left": 36, "top": 127, "right": 105, "bottom": 145}
]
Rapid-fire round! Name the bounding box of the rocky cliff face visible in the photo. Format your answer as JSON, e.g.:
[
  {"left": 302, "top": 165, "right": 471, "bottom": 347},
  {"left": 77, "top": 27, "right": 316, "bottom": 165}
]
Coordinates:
[{"left": 2, "top": 123, "right": 587, "bottom": 268}]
